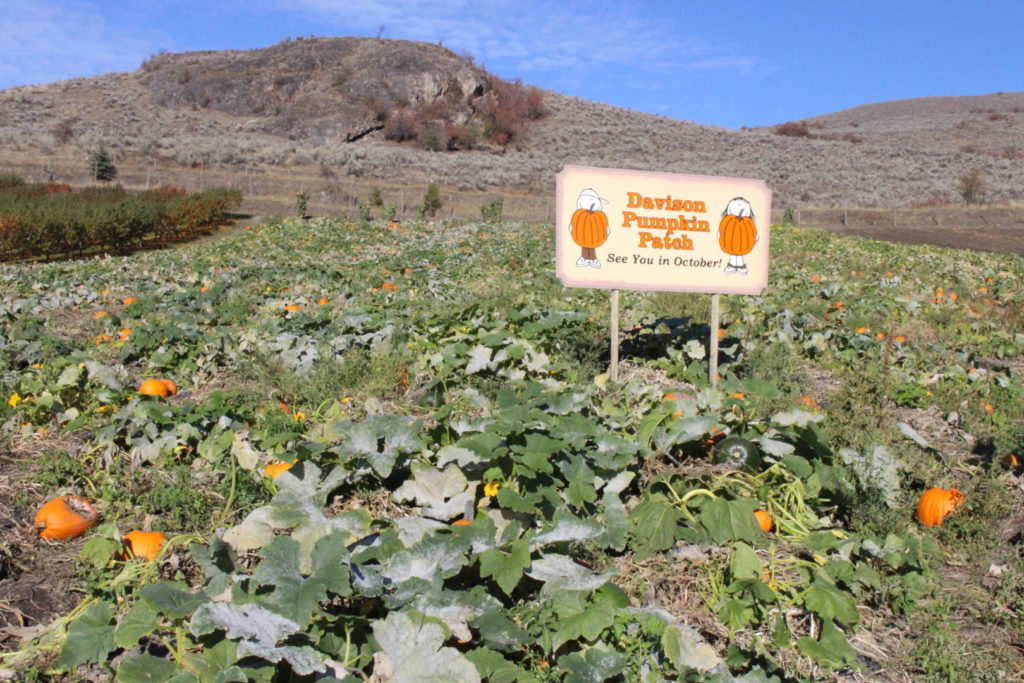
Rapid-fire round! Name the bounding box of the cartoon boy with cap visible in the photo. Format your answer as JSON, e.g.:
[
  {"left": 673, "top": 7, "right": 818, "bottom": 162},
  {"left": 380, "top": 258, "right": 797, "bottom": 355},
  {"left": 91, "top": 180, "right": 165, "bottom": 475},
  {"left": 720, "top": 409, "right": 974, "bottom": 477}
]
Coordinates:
[{"left": 570, "top": 188, "right": 610, "bottom": 268}]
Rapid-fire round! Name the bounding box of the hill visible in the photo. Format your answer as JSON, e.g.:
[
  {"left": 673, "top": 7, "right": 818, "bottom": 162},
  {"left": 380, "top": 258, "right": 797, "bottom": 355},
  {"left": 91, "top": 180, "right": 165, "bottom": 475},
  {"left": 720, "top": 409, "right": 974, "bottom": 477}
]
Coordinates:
[{"left": 1, "top": 37, "right": 1023, "bottom": 215}]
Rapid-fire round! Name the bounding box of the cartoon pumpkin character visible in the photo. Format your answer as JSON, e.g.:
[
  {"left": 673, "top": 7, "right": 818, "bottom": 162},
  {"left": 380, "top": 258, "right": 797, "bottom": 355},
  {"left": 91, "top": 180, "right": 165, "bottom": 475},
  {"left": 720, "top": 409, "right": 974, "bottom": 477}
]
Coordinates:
[
  {"left": 570, "top": 188, "right": 610, "bottom": 268},
  {"left": 717, "top": 197, "right": 758, "bottom": 275}
]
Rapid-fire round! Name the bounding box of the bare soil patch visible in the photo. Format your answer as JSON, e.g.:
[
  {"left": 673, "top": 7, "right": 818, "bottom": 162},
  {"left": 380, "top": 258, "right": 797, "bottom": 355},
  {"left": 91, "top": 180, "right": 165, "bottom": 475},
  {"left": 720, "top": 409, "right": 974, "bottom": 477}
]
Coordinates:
[
  {"left": 0, "top": 449, "right": 84, "bottom": 654},
  {"left": 809, "top": 222, "right": 1024, "bottom": 255}
]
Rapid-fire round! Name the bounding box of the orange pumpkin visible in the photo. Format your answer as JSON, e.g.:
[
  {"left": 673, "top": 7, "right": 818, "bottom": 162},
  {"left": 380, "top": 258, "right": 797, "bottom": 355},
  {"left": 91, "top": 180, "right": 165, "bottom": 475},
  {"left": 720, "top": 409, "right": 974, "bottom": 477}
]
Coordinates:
[
  {"left": 160, "top": 379, "right": 177, "bottom": 396},
  {"left": 264, "top": 461, "right": 295, "bottom": 479},
  {"left": 718, "top": 215, "right": 757, "bottom": 256},
  {"left": 124, "top": 530, "right": 167, "bottom": 561},
  {"left": 754, "top": 509, "right": 773, "bottom": 532},
  {"left": 916, "top": 487, "right": 965, "bottom": 527},
  {"left": 570, "top": 209, "right": 609, "bottom": 249},
  {"left": 36, "top": 495, "right": 98, "bottom": 540},
  {"left": 122, "top": 297, "right": 136, "bottom": 306},
  {"left": 139, "top": 379, "right": 171, "bottom": 397}
]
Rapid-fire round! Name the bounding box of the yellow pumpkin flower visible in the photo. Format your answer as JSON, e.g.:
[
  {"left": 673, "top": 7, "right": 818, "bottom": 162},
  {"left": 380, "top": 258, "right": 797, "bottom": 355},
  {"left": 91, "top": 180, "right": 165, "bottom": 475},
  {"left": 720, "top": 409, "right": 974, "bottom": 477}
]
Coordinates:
[
  {"left": 483, "top": 481, "right": 500, "bottom": 497},
  {"left": 8, "top": 393, "right": 22, "bottom": 408},
  {"left": 294, "top": 411, "right": 307, "bottom": 422}
]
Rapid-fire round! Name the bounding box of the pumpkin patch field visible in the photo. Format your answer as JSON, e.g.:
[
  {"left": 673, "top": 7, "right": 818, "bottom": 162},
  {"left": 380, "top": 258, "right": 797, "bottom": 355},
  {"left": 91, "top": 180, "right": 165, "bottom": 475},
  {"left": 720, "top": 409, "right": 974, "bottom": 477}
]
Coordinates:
[{"left": 1, "top": 214, "right": 1023, "bottom": 681}]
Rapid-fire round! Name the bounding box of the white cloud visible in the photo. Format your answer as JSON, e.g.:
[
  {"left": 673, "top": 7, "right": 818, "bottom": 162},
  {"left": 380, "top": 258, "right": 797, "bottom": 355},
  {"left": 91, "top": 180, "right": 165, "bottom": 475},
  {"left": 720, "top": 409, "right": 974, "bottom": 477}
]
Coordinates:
[
  {"left": 259, "top": 0, "right": 761, "bottom": 80},
  {"left": 0, "top": 0, "right": 169, "bottom": 88}
]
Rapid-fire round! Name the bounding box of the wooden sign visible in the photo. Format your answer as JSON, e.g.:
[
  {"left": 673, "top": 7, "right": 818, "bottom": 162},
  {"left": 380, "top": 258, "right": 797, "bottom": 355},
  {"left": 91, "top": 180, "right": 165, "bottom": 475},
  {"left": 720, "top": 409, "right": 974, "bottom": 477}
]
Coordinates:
[{"left": 556, "top": 165, "right": 772, "bottom": 295}]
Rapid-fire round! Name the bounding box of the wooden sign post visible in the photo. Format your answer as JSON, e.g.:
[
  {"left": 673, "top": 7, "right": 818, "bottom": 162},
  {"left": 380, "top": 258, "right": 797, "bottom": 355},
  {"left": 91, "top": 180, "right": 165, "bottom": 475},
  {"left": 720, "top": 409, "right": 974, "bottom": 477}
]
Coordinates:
[{"left": 555, "top": 166, "right": 771, "bottom": 385}]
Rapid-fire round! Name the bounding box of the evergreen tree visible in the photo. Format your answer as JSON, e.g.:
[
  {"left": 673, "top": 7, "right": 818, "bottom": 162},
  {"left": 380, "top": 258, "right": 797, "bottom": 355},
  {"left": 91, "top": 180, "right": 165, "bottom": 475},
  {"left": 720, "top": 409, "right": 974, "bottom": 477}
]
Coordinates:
[
  {"left": 89, "top": 146, "right": 117, "bottom": 182},
  {"left": 422, "top": 183, "right": 442, "bottom": 218}
]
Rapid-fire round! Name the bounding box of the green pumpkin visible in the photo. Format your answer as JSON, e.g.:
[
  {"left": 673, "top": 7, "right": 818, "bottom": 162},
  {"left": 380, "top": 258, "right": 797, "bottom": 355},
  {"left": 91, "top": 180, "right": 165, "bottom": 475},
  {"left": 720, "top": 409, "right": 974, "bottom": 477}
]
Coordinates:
[{"left": 712, "top": 436, "right": 761, "bottom": 471}]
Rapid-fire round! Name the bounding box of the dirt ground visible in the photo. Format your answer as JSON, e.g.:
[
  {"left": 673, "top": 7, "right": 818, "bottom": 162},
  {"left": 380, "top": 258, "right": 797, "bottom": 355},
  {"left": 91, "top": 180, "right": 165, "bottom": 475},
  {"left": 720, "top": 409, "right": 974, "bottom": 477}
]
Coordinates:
[
  {"left": 0, "top": 446, "right": 83, "bottom": 655},
  {"left": 807, "top": 222, "right": 1024, "bottom": 256}
]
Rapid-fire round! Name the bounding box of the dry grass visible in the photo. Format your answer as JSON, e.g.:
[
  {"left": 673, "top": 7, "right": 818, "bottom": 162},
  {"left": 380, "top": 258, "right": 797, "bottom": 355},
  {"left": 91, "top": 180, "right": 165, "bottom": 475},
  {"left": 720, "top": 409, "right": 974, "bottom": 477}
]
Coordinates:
[{"left": 2, "top": 38, "right": 1024, "bottom": 216}]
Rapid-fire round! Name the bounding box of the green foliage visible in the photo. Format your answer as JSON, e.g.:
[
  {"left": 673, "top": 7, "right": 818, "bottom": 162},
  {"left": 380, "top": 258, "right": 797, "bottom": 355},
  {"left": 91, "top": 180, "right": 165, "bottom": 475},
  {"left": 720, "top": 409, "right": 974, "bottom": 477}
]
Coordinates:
[
  {"left": 480, "top": 197, "right": 504, "bottom": 223},
  {"left": 2, "top": 218, "right": 1023, "bottom": 680},
  {"left": 0, "top": 183, "right": 241, "bottom": 260},
  {"left": 422, "top": 183, "right": 442, "bottom": 218},
  {"left": 294, "top": 190, "right": 307, "bottom": 218},
  {"left": 89, "top": 146, "right": 117, "bottom": 182},
  {"left": 368, "top": 186, "right": 383, "bottom": 207}
]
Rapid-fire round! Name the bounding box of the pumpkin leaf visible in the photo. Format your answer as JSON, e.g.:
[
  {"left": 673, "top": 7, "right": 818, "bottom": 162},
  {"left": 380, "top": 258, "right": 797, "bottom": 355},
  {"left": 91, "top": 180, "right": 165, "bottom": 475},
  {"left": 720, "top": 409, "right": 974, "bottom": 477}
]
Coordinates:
[
  {"left": 179, "top": 639, "right": 243, "bottom": 681},
  {"left": 381, "top": 533, "right": 468, "bottom": 588},
  {"left": 115, "top": 654, "right": 181, "bottom": 683},
  {"left": 655, "top": 416, "right": 717, "bottom": 452},
  {"left": 530, "top": 512, "right": 603, "bottom": 550},
  {"left": 189, "top": 601, "right": 327, "bottom": 675},
  {"left": 796, "top": 619, "right": 857, "bottom": 667},
  {"left": 771, "top": 409, "right": 825, "bottom": 427},
  {"left": 596, "top": 492, "right": 630, "bottom": 552},
  {"left": 717, "top": 598, "right": 755, "bottom": 631},
  {"left": 114, "top": 599, "right": 160, "bottom": 649},
  {"left": 837, "top": 445, "right": 904, "bottom": 508},
  {"left": 525, "top": 554, "right": 616, "bottom": 594},
  {"left": 229, "top": 429, "right": 261, "bottom": 471},
  {"left": 251, "top": 532, "right": 352, "bottom": 626},
  {"left": 478, "top": 539, "right": 531, "bottom": 596},
  {"left": 371, "top": 611, "right": 481, "bottom": 683},
  {"left": 139, "top": 582, "right": 206, "bottom": 620},
  {"left": 700, "top": 497, "right": 761, "bottom": 545},
  {"left": 435, "top": 445, "right": 484, "bottom": 467},
  {"left": 466, "top": 345, "right": 493, "bottom": 374},
  {"left": 56, "top": 600, "right": 117, "bottom": 671},
  {"left": 393, "top": 462, "right": 474, "bottom": 521},
  {"left": 465, "top": 647, "right": 524, "bottom": 682},
  {"left": 551, "top": 597, "right": 617, "bottom": 651},
  {"left": 802, "top": 577, "right": 860, "bottom": 626},
  {"left": 661, "top": 623, "right": 721, "bottom": 672},
  {"left": 343, "top": 415, "right": 422, "bottom": 478},
  {"left": 557, "top": 647, "right": 627, "bottom": 682},
  {"left": 730, "top": 542, "right": 762, "bottom": 582},
  {"left": 629, "top": 495, "right": 683, "bottom": 561}
]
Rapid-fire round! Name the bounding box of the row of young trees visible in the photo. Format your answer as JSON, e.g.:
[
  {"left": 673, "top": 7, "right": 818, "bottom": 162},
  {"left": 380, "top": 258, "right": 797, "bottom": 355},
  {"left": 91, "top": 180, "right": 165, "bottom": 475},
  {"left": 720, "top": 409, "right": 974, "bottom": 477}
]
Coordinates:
[{"left": 0, "top": 176, "right": 242, "bottom": 261}]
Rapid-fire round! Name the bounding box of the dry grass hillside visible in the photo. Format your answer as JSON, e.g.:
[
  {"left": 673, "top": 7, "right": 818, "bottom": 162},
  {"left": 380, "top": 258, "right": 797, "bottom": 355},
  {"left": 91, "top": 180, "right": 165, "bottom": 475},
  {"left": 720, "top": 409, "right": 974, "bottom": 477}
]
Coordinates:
[{"left": 1, "top": 36, "right": 1023, "bottom": 218}]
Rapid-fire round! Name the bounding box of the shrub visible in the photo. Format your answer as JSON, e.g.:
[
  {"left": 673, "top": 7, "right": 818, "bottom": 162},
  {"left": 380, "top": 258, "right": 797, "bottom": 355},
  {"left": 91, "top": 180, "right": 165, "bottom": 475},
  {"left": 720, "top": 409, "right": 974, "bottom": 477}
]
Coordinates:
[
  {"left": 480, "top": 197, "right": 503, "bottom": 223},
  {"left": 0, "top": 184, "right": 242, "bottom": 260},
  {"left": 53, "top": 118, "right": 77, "bottom": 145},
  {"left": 295, "top": 191, "right": 308, "bottom": 218},
  {"left": 422, "top": 183, "right": 442, "bottom": 218},
  {"left": 382, "top": 109, "right": 417, "bottom": 142},
  {"left": 774, "top": 121, "right": 812, "bottom": 138},
  {"left": 0, "top": 174, "right": 25, "bottom": 189},
  {"left": 474, "top": 78, "right": 547, "bottom": 148},
  {"left": 959, "top": 169, "right": 988, "bottom": 205}
]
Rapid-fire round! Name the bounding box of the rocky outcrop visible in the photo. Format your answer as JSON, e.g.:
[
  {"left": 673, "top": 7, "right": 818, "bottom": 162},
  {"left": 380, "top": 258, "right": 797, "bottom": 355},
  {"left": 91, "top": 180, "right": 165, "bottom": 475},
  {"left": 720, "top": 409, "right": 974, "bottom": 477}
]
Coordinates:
[{"left": 141, "top": 37, "right": 492, "bottom": 144}]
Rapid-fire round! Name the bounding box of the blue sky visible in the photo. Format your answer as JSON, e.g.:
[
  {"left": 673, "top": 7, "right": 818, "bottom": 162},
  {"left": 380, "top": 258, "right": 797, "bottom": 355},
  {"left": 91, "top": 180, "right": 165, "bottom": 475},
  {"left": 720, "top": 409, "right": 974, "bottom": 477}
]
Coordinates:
[{"left": 2, "top": 0, "right": 1022, "bottom": 129}]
